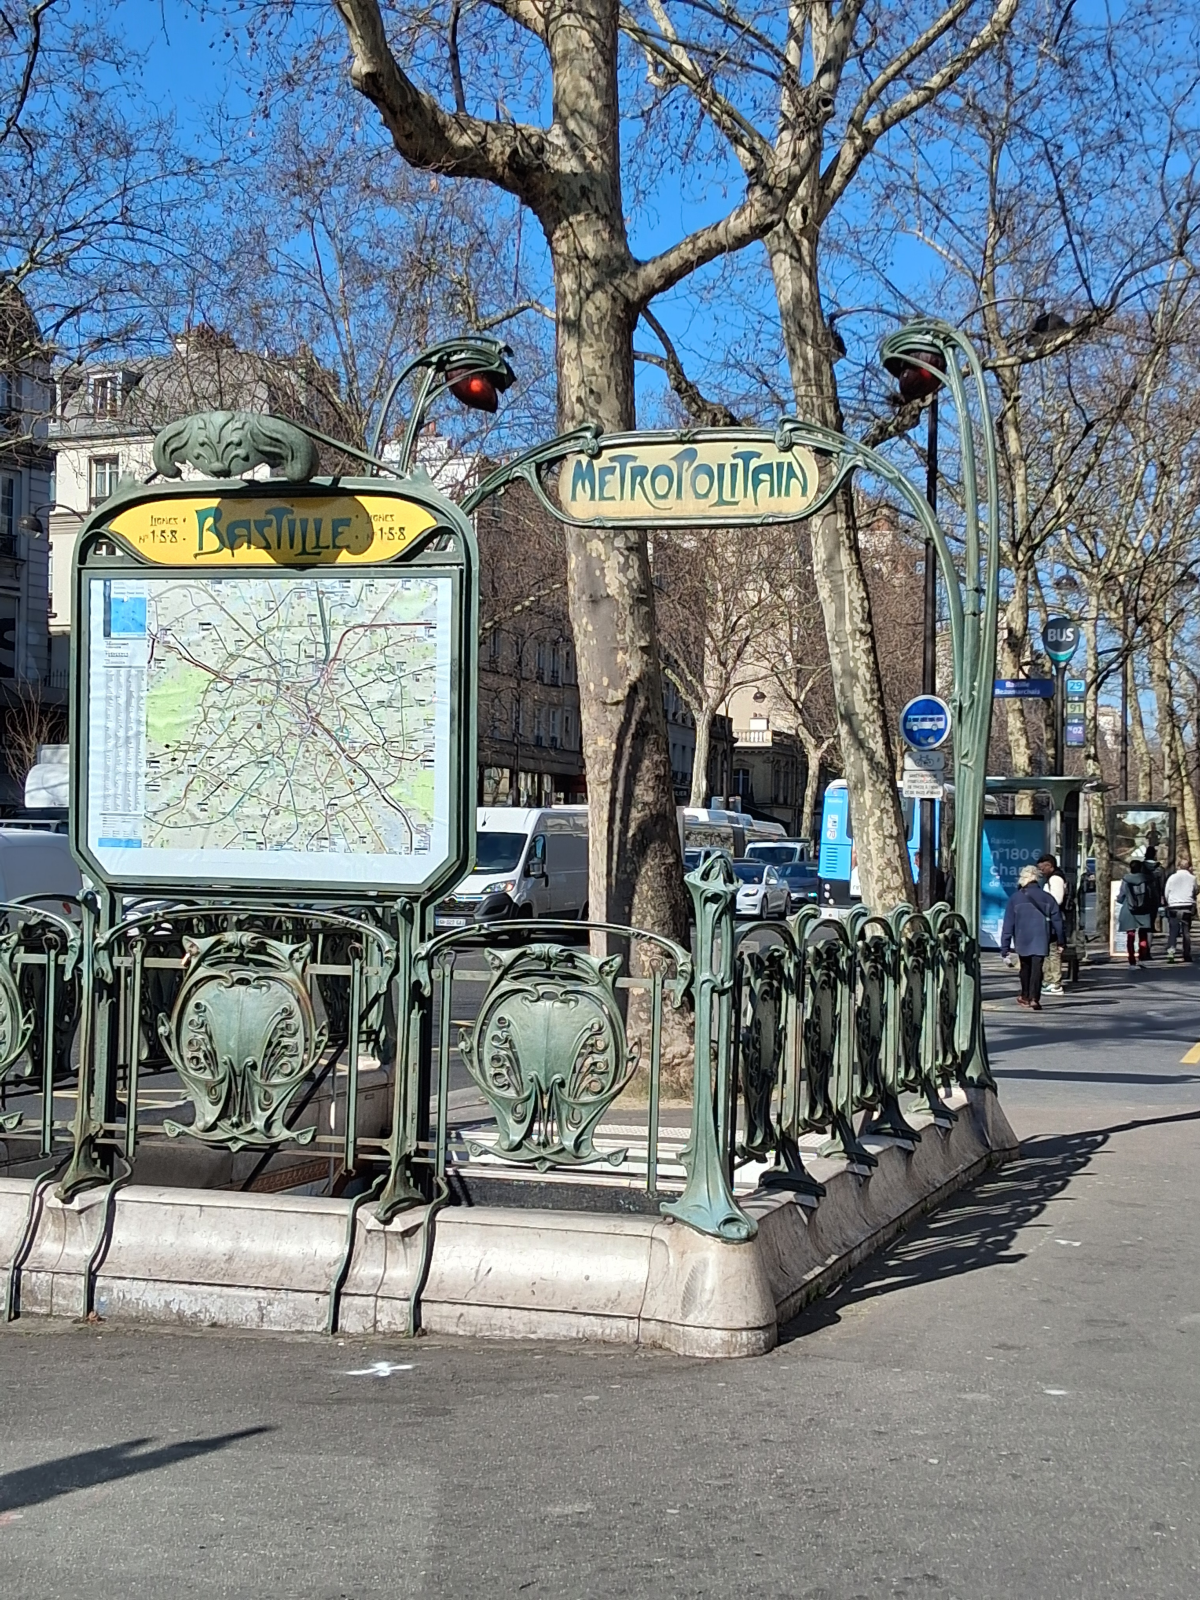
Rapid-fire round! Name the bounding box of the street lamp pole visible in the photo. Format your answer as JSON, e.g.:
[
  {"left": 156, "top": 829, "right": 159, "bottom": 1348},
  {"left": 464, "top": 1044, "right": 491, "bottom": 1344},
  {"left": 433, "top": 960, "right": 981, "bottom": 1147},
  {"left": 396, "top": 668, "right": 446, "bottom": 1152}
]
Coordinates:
[{"left": 919, "top": 394, "right": 939, "bottom": 910}]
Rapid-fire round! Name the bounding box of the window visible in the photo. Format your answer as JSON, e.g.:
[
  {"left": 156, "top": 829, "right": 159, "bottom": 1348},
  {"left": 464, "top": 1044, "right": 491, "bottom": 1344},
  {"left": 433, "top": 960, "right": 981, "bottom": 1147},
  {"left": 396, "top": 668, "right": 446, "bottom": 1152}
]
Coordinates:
[
  {"left": 0, "top": 475, "right": 14, "bottom": 546},
  {"left": 0, "top": 373, "right": 14, "bottom": 415},
  {"left": 90, "top": 374, "right": 121, "bottom": 417},
  {"left": 549, "top": 708, "right": 561, "bottom": 748},
  {"left": 563, "top": 710, "right": 575, "bottom": 749},
  {"left": 488, "top": 629, "right": 500, "bottom": 666},
  {"left": 533, "top": 706, "right": 546, "bottom": 746},
  {"left": 90, "top": 456, "right": 120, "bottom": 505},
  {"left": 535, "top": 642, "right": 547, "bottom": 682}
]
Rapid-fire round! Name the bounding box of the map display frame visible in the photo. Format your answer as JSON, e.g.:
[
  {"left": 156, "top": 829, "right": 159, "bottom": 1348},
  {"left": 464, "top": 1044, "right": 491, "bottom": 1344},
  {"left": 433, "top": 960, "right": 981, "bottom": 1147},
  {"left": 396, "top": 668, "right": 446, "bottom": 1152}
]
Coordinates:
[{"left": 71, "top": 479, "right": 477, "bottom": 903}]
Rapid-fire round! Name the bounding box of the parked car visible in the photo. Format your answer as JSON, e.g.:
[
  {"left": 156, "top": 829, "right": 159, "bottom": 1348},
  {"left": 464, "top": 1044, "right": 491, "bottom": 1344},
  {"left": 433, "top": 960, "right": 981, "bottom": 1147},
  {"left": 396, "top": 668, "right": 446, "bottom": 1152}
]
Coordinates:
[
  {"left": 683, "top": 847, "right": 734, "bottom": 873},
  {"left": 434, "top": 806, "right": 588, "bottom": 930},
  {"left": 778, "top": 860, "right": 819, "bottom": 910},
  {"left": 732, "top": 860, "right": 789, "bottom": 919},
  {"left": 0, "top": 824, "right": 82, "bottom": 919}
]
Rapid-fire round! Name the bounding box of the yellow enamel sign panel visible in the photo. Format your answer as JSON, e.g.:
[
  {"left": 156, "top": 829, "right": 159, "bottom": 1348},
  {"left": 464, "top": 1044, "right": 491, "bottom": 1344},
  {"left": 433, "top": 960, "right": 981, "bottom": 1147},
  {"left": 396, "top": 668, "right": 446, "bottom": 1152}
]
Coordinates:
[
  {"left": 106, "top": 492, "right": 438, "bottom": 565},
  {"left": 557, "top": 438, "right": 822, "bottom": 523}
]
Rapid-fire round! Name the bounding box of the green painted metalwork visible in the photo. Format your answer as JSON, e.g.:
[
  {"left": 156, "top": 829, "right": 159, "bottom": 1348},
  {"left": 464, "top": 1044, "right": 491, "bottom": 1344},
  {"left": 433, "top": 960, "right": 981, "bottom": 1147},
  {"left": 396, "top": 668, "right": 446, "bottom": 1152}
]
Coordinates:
[
  {"left": 376, "top": 336, "right": 515, "bottom": 472},
  {"left": 157, "top": 931, "right": 325, "bottom": 1151},
  {"left": 661, "top": 857, "right": 756, "bottom": 1243},
  {"left": 458, "top": 943, "right": 638, "bottom": 1170},
  {"left": 152, "top": 411, "right": 320, "bottom": 482}
]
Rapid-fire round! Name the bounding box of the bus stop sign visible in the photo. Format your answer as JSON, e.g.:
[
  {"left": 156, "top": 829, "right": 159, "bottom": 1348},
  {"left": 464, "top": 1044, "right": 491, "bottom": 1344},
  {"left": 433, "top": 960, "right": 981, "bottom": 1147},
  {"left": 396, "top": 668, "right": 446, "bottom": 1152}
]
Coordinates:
[
  {"left": 900, "top": 695, "right": 951, "bottom": 750},
  {"left": 1043, "top": 616, "right": 1080, "bottom": 665}
]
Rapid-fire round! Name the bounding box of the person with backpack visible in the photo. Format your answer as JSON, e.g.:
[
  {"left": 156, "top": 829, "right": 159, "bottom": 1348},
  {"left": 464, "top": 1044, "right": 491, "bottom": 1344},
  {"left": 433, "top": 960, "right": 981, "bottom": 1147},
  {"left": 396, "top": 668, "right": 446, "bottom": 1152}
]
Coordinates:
[
  {"left": 1036, "top": 853, "right": 1068, "bottom": 994},
  {"left": 1000, "top": 864, "right": 1065, "bottom": 1010},
  {"left": 1164, "top": 853, "right": 1197, "bottom": 964},
  {"left": 1118, "top": 854, "right": 1155, "bottom": 965}
]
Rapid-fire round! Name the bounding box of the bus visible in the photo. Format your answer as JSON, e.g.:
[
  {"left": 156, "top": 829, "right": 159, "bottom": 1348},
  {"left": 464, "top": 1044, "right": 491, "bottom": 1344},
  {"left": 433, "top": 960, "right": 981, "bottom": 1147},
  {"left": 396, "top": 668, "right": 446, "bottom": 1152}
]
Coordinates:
[{"left": 817, "top": 779, "right": 930, "bottom": 907}]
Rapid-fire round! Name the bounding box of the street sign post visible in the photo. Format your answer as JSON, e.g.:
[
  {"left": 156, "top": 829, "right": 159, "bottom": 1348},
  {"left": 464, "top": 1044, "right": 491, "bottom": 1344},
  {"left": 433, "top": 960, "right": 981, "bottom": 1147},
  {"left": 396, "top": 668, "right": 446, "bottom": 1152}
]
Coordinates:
[
  {"left": 902, "top": 749, "right": 945, "bottom": 799},
  {"left": 899, "top": 694, "right": 951, "bottom": 750},
  {"left": 1042, "top": 618, "right": 1080, "bottom": 773}
]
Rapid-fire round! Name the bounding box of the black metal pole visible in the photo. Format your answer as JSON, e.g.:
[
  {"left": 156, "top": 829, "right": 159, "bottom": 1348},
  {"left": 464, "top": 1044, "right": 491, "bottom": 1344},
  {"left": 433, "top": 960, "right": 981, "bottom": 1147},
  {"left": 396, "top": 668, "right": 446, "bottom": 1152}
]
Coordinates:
[
  {"left": 1120, "top": 649, "right": 1130, "bottom": 799},
  {"left": 919, "top": 395, "right": 938, "bottom": 909},
  {"left": 1054, "top": 662, "right": 1065, "bottom": 776}
]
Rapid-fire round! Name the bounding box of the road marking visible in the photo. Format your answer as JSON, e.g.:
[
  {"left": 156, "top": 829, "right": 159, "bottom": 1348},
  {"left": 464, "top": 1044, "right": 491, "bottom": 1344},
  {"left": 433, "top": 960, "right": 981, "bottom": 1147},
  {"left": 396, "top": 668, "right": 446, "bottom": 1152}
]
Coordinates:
[{"left": 1181, "top": 1042, "right": 1200, "bottom": 1064}]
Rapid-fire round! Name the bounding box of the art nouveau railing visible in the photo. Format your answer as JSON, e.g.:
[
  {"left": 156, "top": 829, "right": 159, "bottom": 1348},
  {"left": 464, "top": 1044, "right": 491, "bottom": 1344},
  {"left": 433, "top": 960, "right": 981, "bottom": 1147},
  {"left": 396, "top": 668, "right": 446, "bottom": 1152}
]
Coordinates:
[
  {"left": 0, "top": 899, "right": 81, "bottom": 1167},
  {"left": 2, "top": 859, "right": 994, "bottom": 1250}
]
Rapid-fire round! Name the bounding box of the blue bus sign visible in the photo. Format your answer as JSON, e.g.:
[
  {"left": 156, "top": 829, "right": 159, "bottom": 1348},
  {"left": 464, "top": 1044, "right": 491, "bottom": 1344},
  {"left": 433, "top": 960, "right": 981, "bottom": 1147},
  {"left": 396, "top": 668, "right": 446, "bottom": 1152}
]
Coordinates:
[{"left": 900, "top": 694, "right": 951, "bottom": 750}]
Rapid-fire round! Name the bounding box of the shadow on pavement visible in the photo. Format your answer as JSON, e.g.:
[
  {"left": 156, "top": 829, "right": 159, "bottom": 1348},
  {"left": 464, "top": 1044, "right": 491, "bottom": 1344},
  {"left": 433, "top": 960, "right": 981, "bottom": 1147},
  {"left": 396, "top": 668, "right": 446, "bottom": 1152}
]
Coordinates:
[
  {"left": 780, "top": 1107, "right": 1200, "bottom": 1342},
  {"left": 0, "top": 1428, "right": 271, "bottom": 1514}
]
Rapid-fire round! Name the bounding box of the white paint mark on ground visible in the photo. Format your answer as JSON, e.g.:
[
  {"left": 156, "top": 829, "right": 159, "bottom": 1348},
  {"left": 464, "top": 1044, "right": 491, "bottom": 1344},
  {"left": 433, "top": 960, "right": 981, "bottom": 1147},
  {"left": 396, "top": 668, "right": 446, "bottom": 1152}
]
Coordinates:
[
  {"left": 344, "top": 1361, "right": 414, "bottom": 1378},
  {"left": 1055, "top": 1239, "right": 1082, "bottom": 1247},
  {"left": 1043, "top": 1387, "right": 1069, "bottom": 1396}
]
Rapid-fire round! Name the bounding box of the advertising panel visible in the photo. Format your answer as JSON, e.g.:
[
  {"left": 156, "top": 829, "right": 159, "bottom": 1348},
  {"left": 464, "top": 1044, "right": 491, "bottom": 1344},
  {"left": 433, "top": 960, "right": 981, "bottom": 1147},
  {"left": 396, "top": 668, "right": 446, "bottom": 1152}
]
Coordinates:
[{"left": 979, "top": 817, "right": 1048, "bottom": 949}]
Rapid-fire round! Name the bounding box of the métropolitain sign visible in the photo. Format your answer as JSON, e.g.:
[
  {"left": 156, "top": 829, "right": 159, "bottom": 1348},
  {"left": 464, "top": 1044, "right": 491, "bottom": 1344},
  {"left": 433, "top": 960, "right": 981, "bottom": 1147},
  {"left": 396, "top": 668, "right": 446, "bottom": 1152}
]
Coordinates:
[{"left": 557, "top": 436, "right": 822, "bottom": 524}]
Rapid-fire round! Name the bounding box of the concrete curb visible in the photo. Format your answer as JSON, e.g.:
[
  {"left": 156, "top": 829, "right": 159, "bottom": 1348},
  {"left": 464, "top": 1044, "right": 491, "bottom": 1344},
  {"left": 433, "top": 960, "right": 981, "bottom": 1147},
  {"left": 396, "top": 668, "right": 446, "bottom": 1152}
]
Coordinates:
[{"left": 1, "top": 1087, "right": 1017, "bottom": 1356}]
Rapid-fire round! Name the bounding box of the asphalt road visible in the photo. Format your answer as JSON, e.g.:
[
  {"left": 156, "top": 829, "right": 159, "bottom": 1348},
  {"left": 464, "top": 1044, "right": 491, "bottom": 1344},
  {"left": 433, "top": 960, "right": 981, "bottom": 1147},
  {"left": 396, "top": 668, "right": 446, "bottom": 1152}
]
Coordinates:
[{"left": 3, "top": 953, "right": 1199, "bottom": 1600}]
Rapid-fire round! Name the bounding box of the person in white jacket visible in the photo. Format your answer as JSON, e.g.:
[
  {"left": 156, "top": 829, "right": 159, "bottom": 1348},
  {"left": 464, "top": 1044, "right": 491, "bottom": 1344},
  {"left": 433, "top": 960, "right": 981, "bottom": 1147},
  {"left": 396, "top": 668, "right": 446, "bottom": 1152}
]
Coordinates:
[
  {"left": 1164, "top": 855, "right": 1197, "bottom": 964},
  {"left": 1037, "top": 853, "right": 1068, "bottom": 993}
]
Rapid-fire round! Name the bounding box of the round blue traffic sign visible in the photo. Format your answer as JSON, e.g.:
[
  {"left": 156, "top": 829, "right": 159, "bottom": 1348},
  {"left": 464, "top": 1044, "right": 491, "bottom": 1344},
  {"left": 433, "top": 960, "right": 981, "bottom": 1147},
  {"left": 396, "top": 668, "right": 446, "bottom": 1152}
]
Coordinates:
[{"left": 900, "top": 695, "right": 951, "bottom": 750}]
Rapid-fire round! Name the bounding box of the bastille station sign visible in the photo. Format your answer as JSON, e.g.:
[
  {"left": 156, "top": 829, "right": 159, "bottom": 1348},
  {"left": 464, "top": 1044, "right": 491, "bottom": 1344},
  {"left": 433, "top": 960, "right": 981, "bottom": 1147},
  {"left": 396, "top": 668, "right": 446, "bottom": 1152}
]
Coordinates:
[
  {"left": 557, "top": 435, "right": 823, "bottom": 524},
  {"left": 72, "top": 476, "right": 477, "bottom": 904}
]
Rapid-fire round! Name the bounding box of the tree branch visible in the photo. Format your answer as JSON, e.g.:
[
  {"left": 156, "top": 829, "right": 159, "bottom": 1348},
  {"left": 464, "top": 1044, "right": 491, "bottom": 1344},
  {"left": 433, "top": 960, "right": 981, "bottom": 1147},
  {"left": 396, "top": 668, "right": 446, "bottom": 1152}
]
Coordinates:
[
  {"left": 333, "top": 0, "right": 551, "bottom": 198},
  {"left": 636, "top": 307, "right": 742, "bottom": 425},
  {"left": 820, "top": 0, "right": 1018, "bottom": 218},
  {"left": 483, "top": 0, "right": 548, "bottom": 40}
]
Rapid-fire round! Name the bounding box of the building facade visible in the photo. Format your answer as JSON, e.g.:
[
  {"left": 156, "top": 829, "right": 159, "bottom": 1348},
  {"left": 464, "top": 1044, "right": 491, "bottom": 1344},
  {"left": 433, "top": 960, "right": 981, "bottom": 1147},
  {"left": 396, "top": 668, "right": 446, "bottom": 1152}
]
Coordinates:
[{"left": 0, "top": 283, "right": 58, "bottom": 809}]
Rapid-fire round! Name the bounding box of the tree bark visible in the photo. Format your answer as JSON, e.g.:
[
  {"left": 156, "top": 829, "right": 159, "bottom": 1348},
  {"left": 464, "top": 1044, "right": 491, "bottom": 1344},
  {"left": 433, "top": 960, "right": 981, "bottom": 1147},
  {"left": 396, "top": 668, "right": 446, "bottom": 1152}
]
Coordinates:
[
  {"left": 767, "top": 202, "right": 913, "bottom": 909},
  {"left": 689, "top": 701, "right": 714, "bottom": 809}
]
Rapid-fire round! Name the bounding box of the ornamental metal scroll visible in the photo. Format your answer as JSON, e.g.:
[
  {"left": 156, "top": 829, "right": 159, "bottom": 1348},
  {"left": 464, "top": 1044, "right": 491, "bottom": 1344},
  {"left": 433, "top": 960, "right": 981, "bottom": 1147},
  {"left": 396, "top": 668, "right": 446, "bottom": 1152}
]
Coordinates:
[
  {"left": 458, "top": 943, "right": 638, "bottom": 1171},
  {"left": 848, "top": 909, "right": 921, "bottom": 1145},
  {"left": 794, "top": 912, "right": 877, "bottom": 1167},
  {"left": 0, "top": 928, "right": 35, "bottom": 1088},
  {"left": 735, "top": 933, "right": 825, "bottom": 1198},
  {"left": 157, "top": 931, "right": 326, "bottom": 1150},
  {"left": 891, "top": 907, "right": 954, "bottom": 1123},
  {"left": 152, "top": 411, "right": 319, "bottom": 482}
]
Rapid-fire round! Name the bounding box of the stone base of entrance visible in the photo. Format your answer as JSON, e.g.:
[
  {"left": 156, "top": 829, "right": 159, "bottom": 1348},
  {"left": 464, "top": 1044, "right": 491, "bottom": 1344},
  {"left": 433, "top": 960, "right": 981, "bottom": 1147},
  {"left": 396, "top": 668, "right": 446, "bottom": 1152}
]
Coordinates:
[{"left": 1, "top": 1088, "right": 1017, "bottom": 1357}]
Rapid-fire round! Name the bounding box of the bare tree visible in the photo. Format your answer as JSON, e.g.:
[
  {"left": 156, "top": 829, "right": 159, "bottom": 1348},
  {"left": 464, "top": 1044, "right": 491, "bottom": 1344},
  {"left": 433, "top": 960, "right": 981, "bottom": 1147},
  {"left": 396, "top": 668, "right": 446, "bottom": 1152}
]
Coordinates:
[
  {"left": 626, "top": 0, "right": 1018, "bottom": 907},
  {"left": 326, "top": 0, "right": 832, "bottom": 937},
  {"left": 654, "top": 527, "right": 775, "bottom": 807}
]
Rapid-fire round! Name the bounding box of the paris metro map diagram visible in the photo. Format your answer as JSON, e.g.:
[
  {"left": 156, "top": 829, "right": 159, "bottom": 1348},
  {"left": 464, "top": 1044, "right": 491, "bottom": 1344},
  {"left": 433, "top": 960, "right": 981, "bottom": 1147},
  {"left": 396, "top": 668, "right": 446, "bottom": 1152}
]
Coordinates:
[{"left": 85, "top": 572, "right": 453, "bottom": 888}]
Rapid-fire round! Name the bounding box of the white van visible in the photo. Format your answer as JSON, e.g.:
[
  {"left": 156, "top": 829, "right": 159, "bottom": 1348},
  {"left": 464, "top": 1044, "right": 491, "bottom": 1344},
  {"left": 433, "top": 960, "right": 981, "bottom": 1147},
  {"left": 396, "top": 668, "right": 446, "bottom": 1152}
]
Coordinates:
[
  {"left": 0, "top": 825, "right": 82, "bottom": 916},
  {"left": 434, "top": 806, "right": 589, "bottom": 930},
  {"left": 746, "top": 837, "right": 812, "bottom": 867}
]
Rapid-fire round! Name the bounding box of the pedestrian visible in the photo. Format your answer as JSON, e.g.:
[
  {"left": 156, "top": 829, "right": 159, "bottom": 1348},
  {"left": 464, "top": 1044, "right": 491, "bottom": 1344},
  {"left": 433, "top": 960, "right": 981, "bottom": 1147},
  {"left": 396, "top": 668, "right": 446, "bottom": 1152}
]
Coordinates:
[
  {"left": 1143, "top": 845, "right": 1166, "bottom": 938},
  {"left": 1036, "top": 853, "right": 1068, "bottom": 994},
  {"left": 1164, "top": 853, "right": 1197, "bottom": 964},
  {"left": 1000, "top": 864, "right": 1065, "bottom": 1010},
  {"left": 1117, "top": 853, "right": 1155, "bottom": 965}
]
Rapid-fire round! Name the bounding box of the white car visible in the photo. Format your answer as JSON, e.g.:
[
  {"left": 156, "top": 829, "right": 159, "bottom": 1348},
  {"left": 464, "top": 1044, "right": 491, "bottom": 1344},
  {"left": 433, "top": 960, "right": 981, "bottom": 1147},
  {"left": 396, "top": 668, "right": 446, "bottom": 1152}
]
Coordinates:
[{"left": 732, "top": 861, "right": 790, "bottom": 919}]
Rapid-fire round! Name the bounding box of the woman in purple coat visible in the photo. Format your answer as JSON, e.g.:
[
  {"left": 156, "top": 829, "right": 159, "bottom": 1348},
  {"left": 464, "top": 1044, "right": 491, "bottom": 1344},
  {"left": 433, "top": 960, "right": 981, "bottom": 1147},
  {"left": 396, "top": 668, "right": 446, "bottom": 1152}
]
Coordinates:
[{"left": 1000, "top": 864, "right": 1065, "bottom": 1009}]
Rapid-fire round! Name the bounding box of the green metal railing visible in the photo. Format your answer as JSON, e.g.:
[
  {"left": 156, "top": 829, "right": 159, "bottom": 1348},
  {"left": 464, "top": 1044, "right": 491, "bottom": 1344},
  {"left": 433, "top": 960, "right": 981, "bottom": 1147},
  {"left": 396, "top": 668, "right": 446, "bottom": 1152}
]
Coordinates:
[
  {"left": 0, "top": 899, "right": 81, "bottom": 1165},
  {"left": 2, "top": 858, "right": 995, "bottom": 1263}
]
